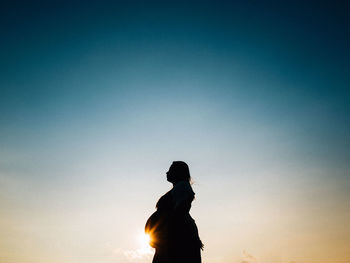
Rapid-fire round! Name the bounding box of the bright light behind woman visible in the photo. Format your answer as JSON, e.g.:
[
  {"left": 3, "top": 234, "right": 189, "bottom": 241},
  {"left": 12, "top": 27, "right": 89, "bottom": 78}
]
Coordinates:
[{"left": 145, "top": 161, "right": 203, "bottom": 263}]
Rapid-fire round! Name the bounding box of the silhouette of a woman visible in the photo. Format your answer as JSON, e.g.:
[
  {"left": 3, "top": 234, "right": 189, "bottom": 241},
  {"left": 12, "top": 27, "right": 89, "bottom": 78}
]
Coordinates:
[{"left": 145, "top": 161, "right": 203, "bottom": 263}]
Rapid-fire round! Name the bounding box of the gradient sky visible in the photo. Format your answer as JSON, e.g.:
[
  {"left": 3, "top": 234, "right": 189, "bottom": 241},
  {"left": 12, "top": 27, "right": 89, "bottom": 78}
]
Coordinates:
[{"left": 1, "top": 1, "right": 350, "bottom": 263}]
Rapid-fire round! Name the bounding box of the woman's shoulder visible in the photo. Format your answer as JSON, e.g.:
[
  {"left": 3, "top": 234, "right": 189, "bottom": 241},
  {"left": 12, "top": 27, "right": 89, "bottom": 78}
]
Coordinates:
[
  {"left": 172, "top": 180, "right": 195, "bottom": 198},
  {"left": 173, "top": 180, "right": 193, "bottom": 191}
]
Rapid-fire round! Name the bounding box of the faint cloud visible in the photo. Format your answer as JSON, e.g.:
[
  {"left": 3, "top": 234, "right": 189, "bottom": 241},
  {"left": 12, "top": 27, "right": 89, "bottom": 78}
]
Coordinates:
[
  {"left": 114, "top": 247, "right": 153, "bottom": 262},
  {"left": 241, "top": 250, "right": 258, "bottom": 263}
]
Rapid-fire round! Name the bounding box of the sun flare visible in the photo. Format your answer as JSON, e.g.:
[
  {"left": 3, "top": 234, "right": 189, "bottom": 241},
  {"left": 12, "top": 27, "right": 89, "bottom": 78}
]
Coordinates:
[
  {"left": 138, "top": 233, "right": 151, "bottom": 248},
  {"left": 135, "top": 232, "right": 153, "bottom": 257}
]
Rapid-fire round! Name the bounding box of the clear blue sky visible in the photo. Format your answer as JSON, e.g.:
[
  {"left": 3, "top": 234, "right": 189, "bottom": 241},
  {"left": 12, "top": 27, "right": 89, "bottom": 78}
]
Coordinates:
[{"left": 1, "top": 1, "right": 349, "bottom": 263}]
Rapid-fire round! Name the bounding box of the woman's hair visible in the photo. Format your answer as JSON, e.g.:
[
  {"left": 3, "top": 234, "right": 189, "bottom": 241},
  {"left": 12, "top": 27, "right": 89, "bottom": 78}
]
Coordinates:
[{"left": 171, "top": 161, "right": 191, "bottom": 183}]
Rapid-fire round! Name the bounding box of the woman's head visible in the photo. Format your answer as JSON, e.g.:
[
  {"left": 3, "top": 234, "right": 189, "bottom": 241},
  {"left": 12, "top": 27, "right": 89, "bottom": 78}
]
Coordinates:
[{"left": 166, "top": 161, "right": 191, "bottom": 184}]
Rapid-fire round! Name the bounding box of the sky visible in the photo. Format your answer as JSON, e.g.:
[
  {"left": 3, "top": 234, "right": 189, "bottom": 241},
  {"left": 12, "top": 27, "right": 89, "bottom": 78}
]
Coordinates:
[{"left": 1, "top": 1, "right": 350, "bottom": 263}]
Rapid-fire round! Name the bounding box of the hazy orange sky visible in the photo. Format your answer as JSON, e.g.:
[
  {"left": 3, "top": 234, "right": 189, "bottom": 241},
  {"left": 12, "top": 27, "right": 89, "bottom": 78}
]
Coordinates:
[{"left": 1, "top": 1, "right": 349, "bottom": 263}]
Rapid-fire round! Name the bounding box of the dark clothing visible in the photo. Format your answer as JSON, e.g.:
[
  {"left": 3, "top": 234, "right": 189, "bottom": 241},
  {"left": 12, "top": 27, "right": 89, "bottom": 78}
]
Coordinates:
[{"left": 145, "top": 183, "right": 202, "bottom": 263}]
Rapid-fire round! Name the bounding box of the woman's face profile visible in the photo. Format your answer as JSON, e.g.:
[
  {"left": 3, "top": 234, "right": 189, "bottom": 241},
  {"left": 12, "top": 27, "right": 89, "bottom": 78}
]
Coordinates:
[{"left": 166, "top": 164, "right": 175, "bottom": 183}]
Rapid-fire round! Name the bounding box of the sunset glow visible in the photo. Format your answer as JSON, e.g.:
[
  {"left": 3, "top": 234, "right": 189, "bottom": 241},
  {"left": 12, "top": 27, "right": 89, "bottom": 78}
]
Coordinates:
[
  {"left": 1, "top": 1, "right": 349, "bottom": 263},
  {"left": 138, "top": 233, "right": 151, "bottom": 251}
]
